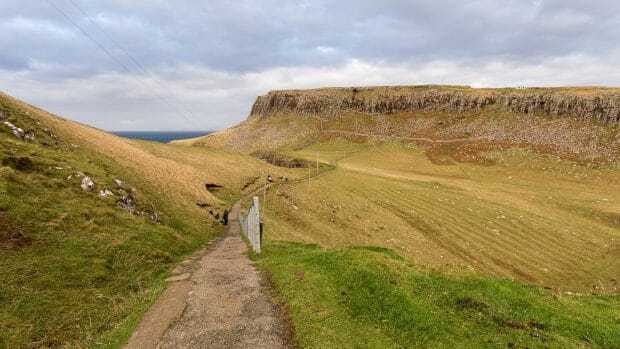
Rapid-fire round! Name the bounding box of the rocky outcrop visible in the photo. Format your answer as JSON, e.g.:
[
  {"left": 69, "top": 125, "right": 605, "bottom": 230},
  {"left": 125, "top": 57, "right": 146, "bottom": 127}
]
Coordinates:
[
  {"left": 249, "top": 87, "right": 620, "bottom": 126},
  {"left": 501, "top": 93, "right": 620, "bottom": 125}
]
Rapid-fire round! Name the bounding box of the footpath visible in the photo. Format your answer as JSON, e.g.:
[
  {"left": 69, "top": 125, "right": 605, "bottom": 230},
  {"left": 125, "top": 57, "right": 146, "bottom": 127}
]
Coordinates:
[{"left": 124, "top": 201, "right": 289, "bottom": 349}]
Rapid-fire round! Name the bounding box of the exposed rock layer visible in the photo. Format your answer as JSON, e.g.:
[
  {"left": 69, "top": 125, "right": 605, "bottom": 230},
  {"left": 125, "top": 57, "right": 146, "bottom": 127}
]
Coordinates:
[{"left": 250, "top": 87, "right": 620, "bottom": 125}]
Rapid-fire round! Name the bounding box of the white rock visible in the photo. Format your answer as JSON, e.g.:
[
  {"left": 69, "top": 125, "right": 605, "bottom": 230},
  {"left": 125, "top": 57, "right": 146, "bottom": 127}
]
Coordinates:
[
  {"left": 98, "top": 189, "right": 114, "bottom": 198},
  {"left": 81, "top": 177, "right": 95, "bottom": 192},
  {"left": 24, "top": 133, "right": 36, "bottom": 142}
]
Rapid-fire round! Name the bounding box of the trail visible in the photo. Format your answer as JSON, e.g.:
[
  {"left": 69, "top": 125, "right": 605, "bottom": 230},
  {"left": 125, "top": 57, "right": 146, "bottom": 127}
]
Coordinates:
[{"left": 124, "top": 201, "right": 289, "bottom": 349}]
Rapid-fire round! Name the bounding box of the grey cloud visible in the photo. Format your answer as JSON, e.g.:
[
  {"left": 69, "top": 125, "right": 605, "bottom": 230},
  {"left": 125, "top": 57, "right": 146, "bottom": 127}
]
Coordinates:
[
  {"left": 3, "top": 0, "right": 620, "bottom": 74},
  {"left": 0, "top": 0, "right": 619, "bottom": 130}
]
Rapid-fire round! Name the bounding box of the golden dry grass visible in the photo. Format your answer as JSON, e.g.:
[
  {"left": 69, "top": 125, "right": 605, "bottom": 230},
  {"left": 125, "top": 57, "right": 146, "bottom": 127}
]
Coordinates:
[
  {"left": 1, "top": 92, "right": 309, "bottom": 212},
  {"left": 259, "top": 139, "right": 620, "bottom": 293}
]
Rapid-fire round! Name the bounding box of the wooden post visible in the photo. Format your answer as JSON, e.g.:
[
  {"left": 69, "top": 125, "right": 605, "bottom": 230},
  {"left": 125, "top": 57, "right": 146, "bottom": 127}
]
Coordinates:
[
  {"left": 253, "top": 196, "right": 260, "bottom": 253},
  {"left": 263, "top": 174, "right": 267, "bottom": 212},
  {"left": 316, "top": 151, "right": 319, "bottom": 173}
]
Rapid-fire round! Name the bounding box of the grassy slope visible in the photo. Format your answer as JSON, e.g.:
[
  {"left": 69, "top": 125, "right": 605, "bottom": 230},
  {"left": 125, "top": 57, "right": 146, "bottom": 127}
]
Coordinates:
[
  {"left": 261, "top": 140, "right": 620, "bottom": 293},
  {"left": 0, "top": 93, "right": 306, "bottom": 348},
  {"left": 249, "top": 139, "right": 620, "bottom": 347},
  {"left": 230, "top": 134, "right": 620, "bottom": 347},
  {"left": 254, "top": 242, "right": 619, "bottom": 348},
  {"left": 200, "top": 87, "right": 620, "bottom": 347}
]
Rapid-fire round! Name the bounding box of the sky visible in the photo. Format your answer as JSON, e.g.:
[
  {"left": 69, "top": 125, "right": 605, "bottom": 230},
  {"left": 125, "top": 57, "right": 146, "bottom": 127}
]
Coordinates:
[{"left": 1, "top": 0, "right": 620, "bottom": 131}]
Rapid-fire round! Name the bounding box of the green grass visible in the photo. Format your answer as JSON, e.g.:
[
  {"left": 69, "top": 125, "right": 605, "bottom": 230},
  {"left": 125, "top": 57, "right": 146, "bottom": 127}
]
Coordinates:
[
  {"left": 0, "top": 143, "right": 217, "bottom": 348},
  {"left": 260, "top": 138, "right": 620, "bottom": 291},
  {"left": 253, "top": 241, "right": 620, "bottom": 349},
  {"left": 0, "top": 97, "right": 227, "bottom": 348}
]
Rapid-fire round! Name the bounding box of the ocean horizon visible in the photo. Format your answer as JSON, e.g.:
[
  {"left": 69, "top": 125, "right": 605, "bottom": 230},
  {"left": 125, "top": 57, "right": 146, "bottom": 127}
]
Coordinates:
[{"left": 111, "top": 131, "right": 213, "bottom": 143}]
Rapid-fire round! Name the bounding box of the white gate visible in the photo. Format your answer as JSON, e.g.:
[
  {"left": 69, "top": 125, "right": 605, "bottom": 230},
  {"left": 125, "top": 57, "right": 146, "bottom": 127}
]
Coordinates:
[{"left": 240, "top": 196, "right": 261, "bottom": 253}]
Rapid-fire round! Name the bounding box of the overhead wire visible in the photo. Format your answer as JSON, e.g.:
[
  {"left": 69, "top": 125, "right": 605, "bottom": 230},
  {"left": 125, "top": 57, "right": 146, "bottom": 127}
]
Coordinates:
[
  {"left": 65, "top": 0, "right": 203, "bottom": 128},
  {"left": 44, "top": 0, "right": 204, "bottom": 130}
]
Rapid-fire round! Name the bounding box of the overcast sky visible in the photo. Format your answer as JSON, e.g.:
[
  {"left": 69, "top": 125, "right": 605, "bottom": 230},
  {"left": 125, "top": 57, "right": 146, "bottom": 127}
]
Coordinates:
[{"left": 1, "top": 0, "right": 620, "bottom": 131}]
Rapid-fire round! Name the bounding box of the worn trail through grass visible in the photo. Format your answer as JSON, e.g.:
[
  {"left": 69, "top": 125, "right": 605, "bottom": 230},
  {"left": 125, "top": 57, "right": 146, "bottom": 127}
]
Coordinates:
[{"left": 125, "top": 202, "right": 289, "bottom": 349}]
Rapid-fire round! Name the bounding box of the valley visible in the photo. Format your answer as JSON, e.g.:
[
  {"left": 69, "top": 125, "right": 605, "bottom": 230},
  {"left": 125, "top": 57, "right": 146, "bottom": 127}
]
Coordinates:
[{"left": 2, "top": 86, "right": 619, "bottom": 348}]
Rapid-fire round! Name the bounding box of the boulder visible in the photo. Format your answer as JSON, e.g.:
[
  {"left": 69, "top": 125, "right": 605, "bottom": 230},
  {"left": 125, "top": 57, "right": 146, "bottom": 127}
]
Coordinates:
[
  {"left": 117, "top": 191, "right": 136, "bottom": 213},
  {"left": 81, "top": 177, "right": 96, "bottom": 192}
]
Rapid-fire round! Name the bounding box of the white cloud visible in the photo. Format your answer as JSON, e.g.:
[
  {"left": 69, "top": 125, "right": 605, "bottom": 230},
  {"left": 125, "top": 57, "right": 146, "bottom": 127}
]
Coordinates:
[{"left": 2, "top": 54, "right": 619, "bottom": 131}]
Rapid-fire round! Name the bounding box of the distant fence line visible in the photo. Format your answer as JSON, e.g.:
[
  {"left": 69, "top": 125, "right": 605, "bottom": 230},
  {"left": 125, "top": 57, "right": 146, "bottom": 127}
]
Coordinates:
[{"left": 240, "top": 196, "right": 261, "bottom": 253}]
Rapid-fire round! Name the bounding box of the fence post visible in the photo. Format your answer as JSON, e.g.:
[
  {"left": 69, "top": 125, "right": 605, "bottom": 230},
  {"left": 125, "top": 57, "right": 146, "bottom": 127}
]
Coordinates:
[{"left": 252, "top": 196, "right": 260, "bottom": 253}]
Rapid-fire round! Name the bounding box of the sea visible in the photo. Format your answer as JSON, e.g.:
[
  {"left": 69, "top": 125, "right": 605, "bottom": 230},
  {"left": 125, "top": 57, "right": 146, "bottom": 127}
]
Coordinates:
[{"left": 111, "top": 131, "right": 213, "bottom": 143}]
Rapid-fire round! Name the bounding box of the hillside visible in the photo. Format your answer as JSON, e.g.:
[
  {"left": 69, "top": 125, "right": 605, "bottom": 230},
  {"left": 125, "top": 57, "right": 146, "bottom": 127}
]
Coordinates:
[
  {"left": 0, "top": 92, "right": 306, "bottom": 348},
  {"left": 188, "top": 86, "right": 620, "bottom": 165},
  {"left": 3, "top": 86, "right": 619, "bottom": 348},
  {"left": 177, "top": 85, "right": 620, "bottom": 346},
  {"left": 186, "top": 86, "right": 620, "bottom": 293}
]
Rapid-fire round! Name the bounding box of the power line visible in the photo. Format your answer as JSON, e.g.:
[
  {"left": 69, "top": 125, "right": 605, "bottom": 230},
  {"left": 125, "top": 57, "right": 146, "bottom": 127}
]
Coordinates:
[
  {"left": 66, "top": 0, "right": 202, "bottom": 123},
  {"left": 45, "top": 0, "right": 203, "bottom": 130},
  {"left": 45, "top": 0, "right": 133, "bottom": 74}
]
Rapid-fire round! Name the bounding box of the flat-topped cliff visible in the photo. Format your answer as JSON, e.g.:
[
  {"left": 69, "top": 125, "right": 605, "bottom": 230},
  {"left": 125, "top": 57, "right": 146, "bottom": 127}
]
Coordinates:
[{"left": 250, "top": 86, "right": 620, "bottom": 125}]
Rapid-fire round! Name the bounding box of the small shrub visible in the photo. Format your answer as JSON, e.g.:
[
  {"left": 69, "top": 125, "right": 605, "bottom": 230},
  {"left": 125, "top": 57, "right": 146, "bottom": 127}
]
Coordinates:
[{"left": 2, "top": 156, "right": 36, "bottom": 172}]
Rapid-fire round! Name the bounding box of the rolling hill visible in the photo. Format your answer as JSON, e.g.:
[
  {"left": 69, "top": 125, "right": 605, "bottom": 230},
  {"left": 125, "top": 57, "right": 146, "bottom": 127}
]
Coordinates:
[
  {"left": 2, "top": 85, "right": 619, "bottom": 348},
  {"left": 183, "top": 85, "right": 620, "bottom": 292},
  {"left": 181, "top": 86, "right": 620, "bottom": 347},
  {"left": 0, "top": 92, "right": 306, "bottom": 348}
]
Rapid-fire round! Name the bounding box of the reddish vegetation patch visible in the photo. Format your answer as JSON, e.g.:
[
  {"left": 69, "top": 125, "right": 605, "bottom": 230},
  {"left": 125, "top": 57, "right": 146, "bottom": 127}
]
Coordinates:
[
  {"left": 0, "top": 211, "right": 32, "bottom": 250},
  {"left": 423, "top": 139, "right": 615, "bottom": 166},
  {"left": 319, "top": 132, "right": 368, "bottom": 144}
]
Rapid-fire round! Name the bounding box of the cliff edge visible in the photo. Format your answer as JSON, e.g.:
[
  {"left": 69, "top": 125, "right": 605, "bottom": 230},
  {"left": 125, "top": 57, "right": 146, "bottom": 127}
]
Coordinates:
[{"left": 250, "top": 86, "right": 620, "bottom": 125}]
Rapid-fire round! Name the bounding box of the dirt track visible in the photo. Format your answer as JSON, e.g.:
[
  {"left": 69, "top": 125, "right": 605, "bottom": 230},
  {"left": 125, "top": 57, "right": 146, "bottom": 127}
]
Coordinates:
[{"left": 124, "top": 202, "right": 289, "bottom": 349}]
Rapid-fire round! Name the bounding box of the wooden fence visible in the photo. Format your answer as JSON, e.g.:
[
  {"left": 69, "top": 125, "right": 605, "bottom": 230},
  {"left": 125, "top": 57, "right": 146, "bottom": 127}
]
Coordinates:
[{"left": 240, "top": 196, "right": 261, "bottom": 253}]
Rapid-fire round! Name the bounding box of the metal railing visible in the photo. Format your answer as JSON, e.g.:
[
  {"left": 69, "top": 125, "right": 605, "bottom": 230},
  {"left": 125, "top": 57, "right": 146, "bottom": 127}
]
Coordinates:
[{"left": 240, "top": 196, "right": 261, "bottom": 253}]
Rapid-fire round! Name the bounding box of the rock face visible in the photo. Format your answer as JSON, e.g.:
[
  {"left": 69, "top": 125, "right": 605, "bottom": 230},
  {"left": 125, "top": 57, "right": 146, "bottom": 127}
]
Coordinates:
[{"left": 249, "top": 87, "right": 620, "bottom": 126}]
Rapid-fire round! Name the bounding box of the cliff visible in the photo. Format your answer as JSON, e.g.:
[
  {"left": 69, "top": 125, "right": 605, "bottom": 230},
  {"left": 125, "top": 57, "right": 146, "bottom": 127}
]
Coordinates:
[{"left": 250, "top": 86, "right": 620, "bottom": 125}]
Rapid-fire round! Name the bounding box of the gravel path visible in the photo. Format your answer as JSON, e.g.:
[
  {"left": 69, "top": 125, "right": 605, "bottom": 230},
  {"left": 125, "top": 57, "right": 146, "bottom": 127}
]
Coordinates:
[{"left": 125, "top": 201, "right": 289, "bottom": 349}]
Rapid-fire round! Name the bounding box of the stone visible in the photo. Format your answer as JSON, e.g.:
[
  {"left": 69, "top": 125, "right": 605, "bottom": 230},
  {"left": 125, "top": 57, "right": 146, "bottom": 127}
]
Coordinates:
[
  {"left": 3, "top": 121, "right": 25, "bottom": 139},
  {"left": 98, "top": 189, "right": 115, "bottom": 198},
  {"left": 117, "top": 192, "right": 136, "bottom": 213},
  {"left": 151, "top": 210, "right": 160, "bottom": 223},
  {"left": 81, "top": 176, "right": 96, "bottom": 192},
  {"left": 113, "top": 179, "right": 123, "bottom": 188},
  {"left": 24, "top": 133, "right": 37, "bottom": 142}
]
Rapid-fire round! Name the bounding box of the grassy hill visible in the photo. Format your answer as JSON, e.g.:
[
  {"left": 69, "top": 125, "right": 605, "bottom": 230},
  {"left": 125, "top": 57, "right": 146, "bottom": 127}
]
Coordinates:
[
  {"left": 3, "top": 85, "right": 619, "bottom": 348},
  {"left": 198, "top": 86, "right": 619, "bottom": 347},
  {"left": 0, "top": 92, "right": 307, "bottom": 348}
]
